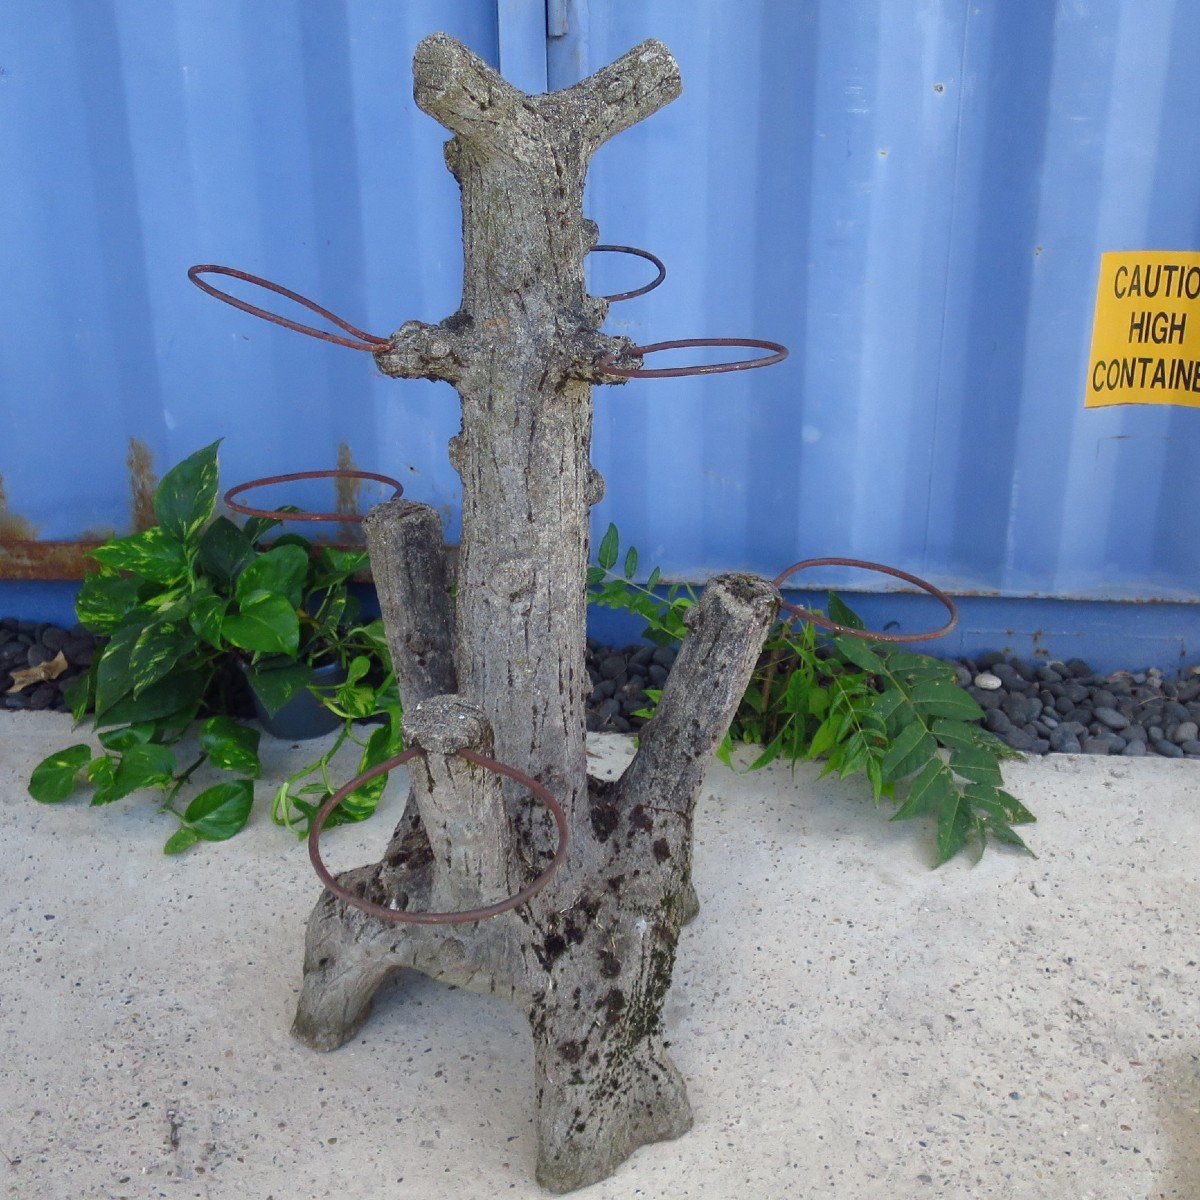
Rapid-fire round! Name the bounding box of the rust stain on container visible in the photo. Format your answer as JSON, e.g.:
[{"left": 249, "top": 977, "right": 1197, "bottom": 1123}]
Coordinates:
[
  {"left": 334, "top": 442, "right": 362, "bottom": 516},
  {"left": 0, "top": 474, "right": 40, "bottom": 542},
  {"left": 0, "top": 540, "right": 101, "bottom": 579},
  {"left": 334, "top": 442, "right": 365, "bottom": 544},
  {"left": 0, "top": 531, "right": 450, "bottom": 583},
  {"left": 0, "top": 472, "right": 112, "bottom": 578},
  {"left": 127, "top": 438, "right": 158, "bottom": 532}
]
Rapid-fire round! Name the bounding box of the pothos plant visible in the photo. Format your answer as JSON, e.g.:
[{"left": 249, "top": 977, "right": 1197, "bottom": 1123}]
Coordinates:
[
  {"left": 27, "top": 442, "right": 402, "bottom": 854},
  {"left": 588, "top": 525, "right": 1035, "bottom": 866}
]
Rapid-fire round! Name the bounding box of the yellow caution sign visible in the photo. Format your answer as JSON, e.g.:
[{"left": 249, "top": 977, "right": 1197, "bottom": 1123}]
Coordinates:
[{"left": 1086, "top": 250, "right": 1200, "bottom": 408}]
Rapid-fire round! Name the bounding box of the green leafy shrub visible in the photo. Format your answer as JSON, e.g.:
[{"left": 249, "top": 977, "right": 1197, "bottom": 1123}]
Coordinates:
[
  {"left": 27, "top": 442, "right": 401, "bottom": 852},
  {"left": 588, "top": 525, "right": 1035, "bottom": 866}
]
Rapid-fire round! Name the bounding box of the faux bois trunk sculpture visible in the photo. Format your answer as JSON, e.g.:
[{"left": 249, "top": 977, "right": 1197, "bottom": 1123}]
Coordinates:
[{"left": 194, "top": 33, "right": 789, "bottom": 1192}]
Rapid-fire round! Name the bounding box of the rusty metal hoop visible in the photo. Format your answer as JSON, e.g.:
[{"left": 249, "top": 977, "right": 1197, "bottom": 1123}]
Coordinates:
[
  {"left": 596, "top": 337, "right": 789, "bottom": 379},
  {"left": 224, "top": 469, "right": 404, "bottom": 524},
  {"left": 308, "top": 748, "right": 569, "bottom": 925},
  {"left": 590, "top": 244, "right": 667, "bottom": 302},
  {"left": 187, "top": 264, "right": 391, "bottom": 353},
  {"left": 772, "top": 557, "right": 959, "bottom": 644}
]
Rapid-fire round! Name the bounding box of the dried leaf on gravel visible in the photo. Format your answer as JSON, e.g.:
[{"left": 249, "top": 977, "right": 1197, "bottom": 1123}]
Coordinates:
[{"left": 6, "top": 650, "right": 68, "bottom": 693}]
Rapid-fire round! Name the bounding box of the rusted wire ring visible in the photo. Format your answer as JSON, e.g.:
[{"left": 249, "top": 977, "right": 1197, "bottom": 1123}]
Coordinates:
[
  {"left": 590, "top": 244, "right": 667, "bottom": 302},
  {"left": 772, "top": 557, "right": 958, "bottom": 644},
  {"left": 188, "top": 264, "right": 391, "bottom": 353},
  {"left": 596, "top": 337, "right": 789, "bottom": 379},
  {"left": 224, "top": 469, "right": 403, "bottom": 523},
  {"left": 308, "top": 747, "right": 569, "bottom": 925}
]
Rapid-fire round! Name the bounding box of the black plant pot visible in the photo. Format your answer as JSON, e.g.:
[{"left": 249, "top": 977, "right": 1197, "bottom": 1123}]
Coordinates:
[{"left": 252, "top": 659, "right": 347, "bottom": 740}]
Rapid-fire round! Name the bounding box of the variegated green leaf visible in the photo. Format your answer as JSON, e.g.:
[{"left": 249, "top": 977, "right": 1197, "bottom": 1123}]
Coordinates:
[
  {"left": 94, "top": 618, "right": 149, "bottom": 717},
  {"left": 199, "top": 716, "right": 261, "bottom": 778},
  {"left": 155, "top": 440, "right": 220, "bottom": 542},
  {"left": 90, "top": 527, "right": 187, "bottom": 584},
  {"left": 28, "top": 745, "right": 92, "bottom": 803},
  {"left": 222, "top": 593, "right": 299, "bottom": 655},
  {"left": 90, "top": 743, "right": 176, "bottom": 806},
  {"left": 189, "top": 589, "right": 228, "bottom": 649},
  {"left": 182, "top": 780, "right": 253, "bottom": 841},
  {"left": 128, "top": 618, "right": 198, "bottom": 697},
  {"left": 235, "top": 544, "right": 310, "bottom": 610},
  {"left": 75, "top": 571, "right": 144, "bottom": 634}
]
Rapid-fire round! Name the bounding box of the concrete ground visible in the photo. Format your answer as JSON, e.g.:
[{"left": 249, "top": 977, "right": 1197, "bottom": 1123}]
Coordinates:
[{"left": 1, "top": 711, "right": 1198, "bottom": 1200}]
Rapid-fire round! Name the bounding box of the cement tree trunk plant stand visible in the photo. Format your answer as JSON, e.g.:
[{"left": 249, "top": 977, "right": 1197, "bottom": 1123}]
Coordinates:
[{"left": 198, "top": 34, "right": 783, "bottom": 1193}]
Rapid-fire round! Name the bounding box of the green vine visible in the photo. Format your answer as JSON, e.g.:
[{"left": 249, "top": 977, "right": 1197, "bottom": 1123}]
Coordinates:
[
  {"left": 27, "top": 442, "right": 401, "bottom": 854},
  {"left": 27, "top": 461, "right": 1034, "bottom": 869},
  {"left": 588, "top": 524, "right": 1035, "bottom": 866}
]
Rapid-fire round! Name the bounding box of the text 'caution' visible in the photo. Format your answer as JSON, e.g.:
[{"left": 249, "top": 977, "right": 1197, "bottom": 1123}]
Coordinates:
[{"left": 1087, "top": 250, "right": 1200, "bottom": 409}]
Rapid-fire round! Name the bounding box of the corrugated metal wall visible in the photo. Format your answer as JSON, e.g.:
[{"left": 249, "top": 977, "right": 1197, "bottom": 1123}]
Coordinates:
[
  {"left": 3, "top": 2, "right": 1199, "bottom": 642},
  {"left": 562, "top": 0, "right": 1200, "bottom": 603},
  {"left": 0, "top": 0, "right": 497, "bottom": 549}
]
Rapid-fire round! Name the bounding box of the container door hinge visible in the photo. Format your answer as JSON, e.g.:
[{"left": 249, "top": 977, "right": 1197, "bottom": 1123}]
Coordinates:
[{"left": 547, "top": 0, "right": 569, "bottom": 38}]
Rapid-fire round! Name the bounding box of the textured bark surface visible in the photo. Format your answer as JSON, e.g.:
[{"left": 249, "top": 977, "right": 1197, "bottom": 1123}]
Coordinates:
[{"left": 292, "top": 34, "right": 779, "bottom": 1193}]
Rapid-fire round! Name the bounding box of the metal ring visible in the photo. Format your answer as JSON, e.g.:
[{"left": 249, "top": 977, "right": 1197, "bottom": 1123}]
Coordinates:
[
  {"left": 596, "top": 337, "right": 789, "bottom": 379},
  {"left": 308, "top": 748, "right": 570, "bottom": 925},
  {"left": 589, "top": 244, "right": 666, "bottom": 302},
  {"left": 188, "top": 264, "right": 391, "bottom": 353},
  {"left": 224, "top": 469, "right": 404, "bottom": 523},
  {"left": 772, "top": 557, "right": 958, "bottom": 644}
]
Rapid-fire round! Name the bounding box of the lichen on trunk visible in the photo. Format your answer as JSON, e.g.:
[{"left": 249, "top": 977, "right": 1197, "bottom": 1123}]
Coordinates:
[{"left": 292, "top": 33, "right": 779, "bottom": 1193}]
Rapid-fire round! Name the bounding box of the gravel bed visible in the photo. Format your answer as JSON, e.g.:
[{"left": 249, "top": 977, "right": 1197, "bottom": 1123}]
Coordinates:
[
  {"left": 584, "top": 640, "right": 1200, "bottom": 759},
  {"left": 956, "top": 651, "right": 1200, "bottom": 758},
  {"left": 6, "top": 617, "right": 1199, "bottom": 760},
  {"left": 0, "top": 617, "right": 97, "bottom": 713},
  {"left": 583, "top": 638, "right": 675, "bottom": 734}
]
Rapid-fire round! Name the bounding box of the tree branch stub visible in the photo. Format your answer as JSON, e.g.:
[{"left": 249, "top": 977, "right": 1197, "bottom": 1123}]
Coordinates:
[
  {"left": 403, "top": 695, "right": 514, "bottom": 914},
  {"left": 540, "top": 38, "right": 682, "bottom": 152},
  {"left": 361, "top": 498, "right": 456, "bottom": 711},
  {"left": 617, "top": 573, "right": 780, "bottom": 820},
  {"left": 373, "top": 319, "right": 464, "bottom": 383},
  {"left": 412, "top": 34, "right": 533, "bottom": 146}
]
